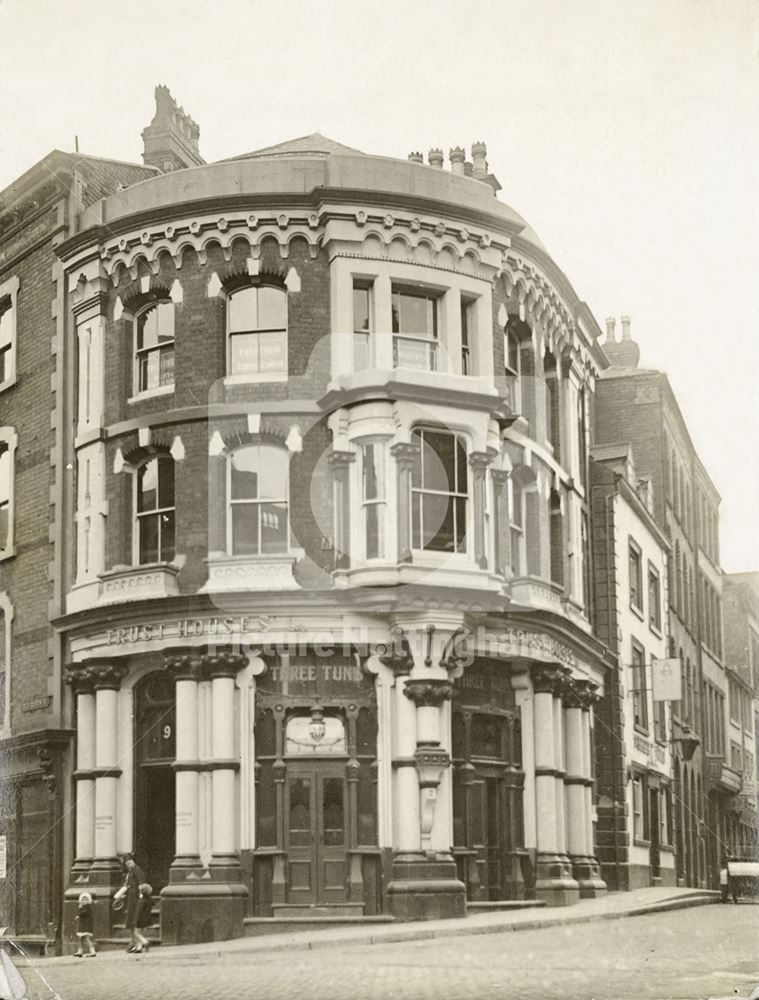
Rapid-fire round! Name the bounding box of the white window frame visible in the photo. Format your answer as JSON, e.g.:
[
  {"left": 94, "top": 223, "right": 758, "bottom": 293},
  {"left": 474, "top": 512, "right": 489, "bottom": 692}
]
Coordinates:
[
  {"left": 360, "top": 440, "right": 386, "bottom": 560},
  {"left": 0, "top": 276, "right": 19, "bottom": 393},
  {"left": 352, "top": 280, "right": 374, "bottom": 371},
  {"left": 0, "top": 592, "right": 13, "bottom": 735},
  {"left": 226, "top": 444, "right": 290, "bottom": 556},
  {"left": 410, "top": 427, "right": 470, "bottom": 556},
  {"left": 133, "top": 455, "right": 176, "bottom": 566},
  {"left": 226, "top": 284, "right": 289, "bottom": 382},
  {"left": 133, "top": 300, "right": 176, "bottom": 397},
  {"left": 0, "top": 427, "right": 18, "bottom": 560},
  {"left": 391, "top": 283, "right": 440, "bottom": 373}
]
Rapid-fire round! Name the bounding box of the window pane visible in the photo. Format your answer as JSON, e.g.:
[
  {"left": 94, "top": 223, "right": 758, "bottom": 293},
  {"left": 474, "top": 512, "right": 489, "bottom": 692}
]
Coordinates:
[
  {"left": 260, "top": 502, "right": 288, "bottom": 553},
  {"left": 228, "top": 287, "right": 258, "bottom": 332},
  {"left": 365, "top": 503, "right": 381, "bottom": 559},
  {"left": 230, "top": 332, "right": 261, "bottom": 374},
  {"left": 353, "top": 286, "right": 370, "bottom": 332},
  {"left": 257, "top": 286, "right": 286, "bottom": 329},
  {"left": 363, "top": 444, "right": 381, "bottom": 500},
  {"left": 157, "top": 458, "right": 174, "bottom": 508},
  {"left": 257, "top": 449, "right": 288, "bottom": 499},
  {"left": 422, "top": 430, "right": 455, "bottom": 494},
  {"left": 231, "top": 449, "right": 259, "bottom": 499},
  {"left": 138, "top": 460, "right": 158, "bottom": 512},
  {"left": 161, "top": 510, "right": 176, "bottom": 561},
  {"left": 396, "top": 291, "right": 434, "bottom": 336},
  {"left": 0, "top": 299, "right": 11, "bottom": 348},
  {"left": 257, "top": 330, "right": 287, "bottom": 373},
  {"left": 422, "top": 493, "right": 454, "bottom": 551},
  {"left": 411, "top": 492, "right": 421, "bottom": 550},
  {"left": 288, "top": 778, "right": 312, "bottom": 847},
  {"left": 322, "top": 778, "right": 345, "bottom": 847},
  {"left": 139, "top": 514, "right": 159, "bottom": 564},
  {"left": 232, "top": 504, "right": 260, "bottom": 555},
  {"left": 455, "top": 496, "right": 468, "bottom": 552},
  {"left": 159, "top": 347, "right": 175, "bottom": 386}
]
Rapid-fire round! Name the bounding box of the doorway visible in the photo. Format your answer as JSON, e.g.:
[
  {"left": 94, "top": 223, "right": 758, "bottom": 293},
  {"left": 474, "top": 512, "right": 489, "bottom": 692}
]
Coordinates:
[
  {"left": 285, "top": 764, "right": 348, "bottom": 906},
  {"left": 648, "top": 786, "right": 661, "bottom": 881}
]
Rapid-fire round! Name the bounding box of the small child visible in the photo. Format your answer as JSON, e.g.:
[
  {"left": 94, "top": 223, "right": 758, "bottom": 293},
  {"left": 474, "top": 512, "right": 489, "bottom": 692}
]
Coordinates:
[
  {"left": 132, "top": 883, "right": 153, "bottom": 953},
  {"left": 74, "top": 892, "right": 96, "bottom": 958}
]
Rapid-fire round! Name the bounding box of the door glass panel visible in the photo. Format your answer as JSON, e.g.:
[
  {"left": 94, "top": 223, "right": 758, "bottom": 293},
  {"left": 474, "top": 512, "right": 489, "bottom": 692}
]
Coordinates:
[
  {"left": 288, "top": 778, "right": 311, "bottom": 846},
  {"left": 470, "top": 781, "right": 485, "bottom": 845},
  {"left": 322, "top": 777, "right": 344, "bottom": 847}
]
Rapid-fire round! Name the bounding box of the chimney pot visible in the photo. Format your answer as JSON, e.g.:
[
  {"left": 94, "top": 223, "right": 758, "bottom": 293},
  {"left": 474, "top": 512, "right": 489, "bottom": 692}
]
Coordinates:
[
  {"left": 621, "top": 315, "right": 632, "bottom": 340},
  {"left": 471, "top": 141, "right": 488, "bottom": 180},
  {"left": 605, "top": 317, "right": 617, "bottom": 343},
  {"left": 428, "top": 148, "right": 444, "bottom": 169},
  {"left": 408, "top": 151, "right": 424, "bottom": 164},
  {"left": 449, "top": 146, "right": 466, "bottom": 175}
]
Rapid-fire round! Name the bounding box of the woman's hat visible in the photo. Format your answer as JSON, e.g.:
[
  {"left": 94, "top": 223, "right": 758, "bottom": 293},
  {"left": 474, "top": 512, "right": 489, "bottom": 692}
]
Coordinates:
[{"left": 78, "top": 892, "right": 93, "bottom": 905}]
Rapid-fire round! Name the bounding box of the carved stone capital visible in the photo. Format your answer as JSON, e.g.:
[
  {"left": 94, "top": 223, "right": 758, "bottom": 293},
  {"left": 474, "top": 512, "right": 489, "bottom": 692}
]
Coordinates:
[
  {"left": 390, "top": 441, "right": 421, "bottom": 470},
  {"left": 404, "top": 678, "right": 453, "bottom": 707},
  {"left": 414, "top": 745, "right": 450, "bottom": 786},
  {"left": 328, "top": 449, "right": 356, "bottom": 470},
  {"left": 572, "top": 678, "right": 602, "bottom": 708},
  {"left": 164, "top": 648, "right": 205, "bottom": 682},
  {"left": 72, "top": 659, "right": 129, "bottom": 691},
  {"left": 201, "top": 649, "right": 249, "bottom": 679},
  {"left": 532, "top": 664, "right": 570, "bottom": 696},
  {"left": 468, "top": 450, "right": 494, "bottom": 477},
  {"left": 65, "top": 666, "right": 95, "bottom": 695}
]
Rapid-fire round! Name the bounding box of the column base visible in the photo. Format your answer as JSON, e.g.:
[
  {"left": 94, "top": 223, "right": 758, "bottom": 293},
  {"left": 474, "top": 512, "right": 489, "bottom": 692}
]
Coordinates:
[
  {"left": 160, "top": 881, "right": 248, "bottom": 945},
  {"left": 168, "top": 855, "right": 205, "bottom": 882},
  {"left": 386, "top": 851, "right": 466, "bottom": 921},
  {"left": 534, "top": 852, "right": 580, "bottom": 907},
  {"left": 570, "top": 855, "right": 607, "bottom": 898}
]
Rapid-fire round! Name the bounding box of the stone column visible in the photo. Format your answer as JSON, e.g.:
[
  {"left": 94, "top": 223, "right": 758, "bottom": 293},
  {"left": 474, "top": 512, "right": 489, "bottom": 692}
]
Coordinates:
[
  {"left": 381, "top": 629, "right": 465, "bottom": 921},
  {"left": 391, "top": 442, "right": 420, "bottom": 562},
  {"left": 90, "top": 661, "right": 128, "bottom": 874},
  {"left": 469, "top": 451, "right": 493, "bottom": 570},
  {"left": 563, "top": 680, "right": 587, "bottom": 871},
  {"left": 491, "top": 468, "right": 512, "bottom": 579},
  {"left": 329, "top": 450, "right": 355, "bottom": 571},
  {"left": 203, "top": 650, "right": 246, "bottom": 873},
  {"left": 161, "top": 647, "right": 249, "bottom": 946},
  {"left": 66, "top": 668, "right": 97, "bottom": 877},
  {"left": 165, "top": 649, "right": 204, "bottom": 877},
  {"left": 532, "top": 665, "right": 579, "bottom": 906},
  {"left": 572, "top": 679, "right": 606, "bottom": 897}
]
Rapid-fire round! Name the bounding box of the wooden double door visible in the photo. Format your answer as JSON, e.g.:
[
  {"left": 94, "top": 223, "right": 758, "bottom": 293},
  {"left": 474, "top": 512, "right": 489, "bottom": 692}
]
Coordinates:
[{"left": 285, "top": 763, "right": 349, "bottom": 905}]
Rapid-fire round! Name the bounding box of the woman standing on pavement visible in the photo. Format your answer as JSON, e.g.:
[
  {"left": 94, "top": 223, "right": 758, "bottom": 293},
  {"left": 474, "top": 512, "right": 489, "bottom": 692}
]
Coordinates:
[{"left": 121, "top": 854, "right": 146, "bottom": 953}]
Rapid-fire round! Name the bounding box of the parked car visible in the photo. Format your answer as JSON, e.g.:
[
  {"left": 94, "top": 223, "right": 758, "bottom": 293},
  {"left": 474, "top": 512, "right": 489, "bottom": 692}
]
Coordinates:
[{"left": 721, "top": 851, "right": 759, "bottom": 902}]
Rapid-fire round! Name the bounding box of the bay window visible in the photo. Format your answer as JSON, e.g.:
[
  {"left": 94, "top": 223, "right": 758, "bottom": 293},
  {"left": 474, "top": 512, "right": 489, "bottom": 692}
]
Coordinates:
[
  {"left": 228, "top": 444, "right": 289, "bottom": 555},
  {"left": 392, "top": 286, "right": 438, "bottom": 371},
  {"left": 228, "top": 285, "right": 287, "bottom": 376},
  {"left": 411, "top": 428, "right": 468, "bottom": 553},
  {"left": 135, "top": 301, "right": 175, "bottom": 392}
]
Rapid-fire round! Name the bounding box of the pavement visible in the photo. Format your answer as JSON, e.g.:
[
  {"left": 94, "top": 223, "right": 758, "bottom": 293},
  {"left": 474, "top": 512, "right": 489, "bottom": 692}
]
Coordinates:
[{"left": 20, "top": 885, "right": 720, "bottom": 966}]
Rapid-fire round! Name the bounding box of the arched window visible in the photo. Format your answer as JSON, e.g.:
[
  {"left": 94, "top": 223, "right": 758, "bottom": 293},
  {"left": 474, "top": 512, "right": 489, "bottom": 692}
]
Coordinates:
[
  {"left": 228, "top": 444, "right": 289, "bottom": 555},
  {"left": 136, "top": 456, "right": 176, "bottom": 564},
  {"left": 135, "top": 301, "right": 175, "bottom": 393},
  {"left": 227, "top": 285, "right": 287, "bottom": 376}
]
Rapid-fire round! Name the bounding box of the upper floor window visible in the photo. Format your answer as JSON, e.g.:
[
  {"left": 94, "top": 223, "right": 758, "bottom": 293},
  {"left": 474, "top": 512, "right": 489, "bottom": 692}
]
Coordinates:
[
  {"left": 135, "top": 302, "right": 175, "bottom": 393},
  {"left": 228, "top": 444, "right": 289, "bottom": 555},
  {"left": 629, "top": 540, "right": 643, "bottom": 613},
  {"left": 648, "top": 565, "right": 661, "bottom": 632},
  {"left": 136, "top": 456, "right": 176, "bottom": 564},
  {"left": 0, "top": 297, "right": 13, "bottom": 386},
  {"left": 0, "top": 429, "right": 17, "bottom": 558},
  {"left": 632, "top": 640, "right": 648, "bottom": 732},
  {"left": 353, "top": 282, "right": 372, "bottom": 371},
  {"left": 392, "top": 286, "right": 438, "bottom": 371},
  {"left": 411, "top": 428, "right": 468, "bottom": 553},
  {"left": 509, "top": 476, "right": 524, "bottom": 576},
  {"left": 228, "top": 285, "right": 287, "bottom": 377},
  {"left": 503, "top": 321, "right": 522, "bottom": 412},
  {"left": 361, "top": 442, "right": 385, "bottom": 560},
  {"left": 460, "top": 298, "right": 474, "bottom": 375}
]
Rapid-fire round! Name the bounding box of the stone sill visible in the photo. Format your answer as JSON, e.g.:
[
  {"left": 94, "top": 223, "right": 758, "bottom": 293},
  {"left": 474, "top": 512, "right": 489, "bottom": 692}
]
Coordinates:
[
  {"left": 99, "top": 563, "right": 180, "bottom": 604},
  {"left": 201, "top": 554, "right": 300, "bottom": 592}
]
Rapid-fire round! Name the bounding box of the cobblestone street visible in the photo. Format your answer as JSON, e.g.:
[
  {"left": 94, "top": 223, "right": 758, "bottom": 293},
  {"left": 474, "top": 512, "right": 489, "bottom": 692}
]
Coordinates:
[{"left": 13, "top": 904, "right": 759, "bottom": 1000}]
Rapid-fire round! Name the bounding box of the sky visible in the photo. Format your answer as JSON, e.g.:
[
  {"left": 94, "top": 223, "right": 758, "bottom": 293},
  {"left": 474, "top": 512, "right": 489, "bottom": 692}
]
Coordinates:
[{"left": 0, "top": 0, "right": 756, "bottom": 571}]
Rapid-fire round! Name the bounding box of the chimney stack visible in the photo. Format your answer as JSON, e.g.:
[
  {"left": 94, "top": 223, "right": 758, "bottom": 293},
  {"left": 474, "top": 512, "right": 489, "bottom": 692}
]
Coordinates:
[
  {"left": 449, "top": 147, "right": 466, "bottom": 175},
  {"left": 142, "top": 85, "right": 205, "bottom": 173},
  {"left": 471, "top": 141, "right": 488, "bottom": 179},
  {"left": 604, "top": 314, "right": 640, "bottom": 369},
  {"left": 428, "top": 148, "right": 444, "bottom": 169},
  {"left": 408, "top": 151, "right": 424, "bottom": 164},
  {"left": 605, "top": 317, "right": 617, "bottom": 343}
]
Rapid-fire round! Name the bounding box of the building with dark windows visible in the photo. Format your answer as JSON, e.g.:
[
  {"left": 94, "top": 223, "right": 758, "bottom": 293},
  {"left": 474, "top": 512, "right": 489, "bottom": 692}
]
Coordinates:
[
  {"left": 3, "top": 86, "right": 753, "bottom": 950},
  {"left": 594, "top": 319, "right": 737, "bottom": 890},
  {"left": 589, "top": 443, "right": 674, "bottom": 889}
]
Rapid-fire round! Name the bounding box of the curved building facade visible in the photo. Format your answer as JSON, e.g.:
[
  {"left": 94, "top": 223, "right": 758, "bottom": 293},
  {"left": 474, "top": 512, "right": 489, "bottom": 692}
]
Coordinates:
[{"left": 55, "top": 93, "right": 611, "bottom": 943}]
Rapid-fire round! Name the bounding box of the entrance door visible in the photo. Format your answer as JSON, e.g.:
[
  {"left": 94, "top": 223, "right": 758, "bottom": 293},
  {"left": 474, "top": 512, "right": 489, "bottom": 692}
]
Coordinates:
[
  {"left": 136, "top": 767, "right": 176, "bottom": 893},
  {"left": 649, "top": 787, "right": 661, "bottom": 880},
  {"left": 286, "top": 765, "right": 348, "bottom": 905}
]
